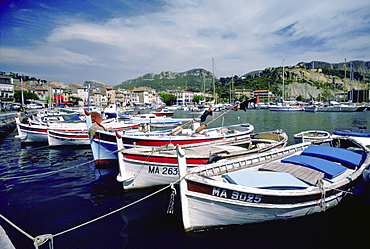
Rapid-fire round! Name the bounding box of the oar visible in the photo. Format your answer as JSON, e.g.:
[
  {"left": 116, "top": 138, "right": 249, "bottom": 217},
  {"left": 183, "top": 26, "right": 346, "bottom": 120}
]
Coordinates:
[
  {"left": 190, "top": 107, "right": 235, "bottom": 135},
  {"left": 170, "top": 113, "right": 204, "bottom": 135}
]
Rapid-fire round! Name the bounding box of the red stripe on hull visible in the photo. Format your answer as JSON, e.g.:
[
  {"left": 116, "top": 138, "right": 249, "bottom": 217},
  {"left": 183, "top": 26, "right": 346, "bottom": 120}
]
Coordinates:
[
  {"left": 20, "top": 127, "right": 48, "bottom": 133},
  {"left": 123, "top": 154, "right": 209, "bottom": 164},
  {"left": 49, "top": 132, "right": 88, "bottom": 138},
  {"left": 94, "top": 159, "right": 118, "bottom": 169},
  {"left": 114, "top": 124, "right": 142, "bottom": 130},
  {"left": 123, "top": 133, "right": 250, "bottom": 147}
]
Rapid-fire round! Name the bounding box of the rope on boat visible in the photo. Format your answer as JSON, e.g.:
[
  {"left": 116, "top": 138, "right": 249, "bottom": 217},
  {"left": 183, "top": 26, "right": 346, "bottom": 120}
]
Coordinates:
[
  {"left": 0, "top": 157, "right": 93, "bottom": 181},
  {"left": 167, "top": 183, "right": 177, "bottom": 214},
  {"left": 0, "top": 176, "right": 185, "bottom": 249},
  {"left": 318, "top": 180, "right": 327, "bottom": 210},
  {"left": 0, "top": 140, "right": 122, "bottom": 181}
]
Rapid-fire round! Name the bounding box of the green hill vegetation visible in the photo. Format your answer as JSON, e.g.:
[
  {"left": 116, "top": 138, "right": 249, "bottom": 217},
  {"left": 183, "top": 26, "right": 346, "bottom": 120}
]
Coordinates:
[
  {"left": 115, "top": 69, "right": 216, "bottom": 92},
  {"left": 114, "top": 60, "right": 370, "bottom": 102}
]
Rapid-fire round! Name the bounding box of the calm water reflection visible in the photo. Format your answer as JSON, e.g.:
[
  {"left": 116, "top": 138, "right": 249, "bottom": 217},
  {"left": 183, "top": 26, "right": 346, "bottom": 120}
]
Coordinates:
[{"left": 1, "top": 110, "right": 370, "bottom": 248}]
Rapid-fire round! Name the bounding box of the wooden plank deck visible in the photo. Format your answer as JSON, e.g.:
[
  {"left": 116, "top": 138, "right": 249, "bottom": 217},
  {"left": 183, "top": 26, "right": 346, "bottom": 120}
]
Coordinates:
[{"left": 260, "top": 161, "right": 324, "bottom": 185}]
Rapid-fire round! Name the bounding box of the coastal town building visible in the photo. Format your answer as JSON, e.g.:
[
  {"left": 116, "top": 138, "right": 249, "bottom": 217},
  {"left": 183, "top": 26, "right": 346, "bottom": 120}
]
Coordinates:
[
  {"left": 0, "top": 76, "right": 14, "bottom": 111},
  {"left": 0, "top": 76, "right": 14, "bottom": 100},
  {"left": 234, "top": 88, "right": 253, "bottom": 99},
  {"left": 253, "top": 90, "right": 275, "bottom": 102},
  {"left": 132, "top": 87, "right": 160, "bottom": 104},
  {"left": 167, "top": 90, "right": 214, "bottom": 105}
]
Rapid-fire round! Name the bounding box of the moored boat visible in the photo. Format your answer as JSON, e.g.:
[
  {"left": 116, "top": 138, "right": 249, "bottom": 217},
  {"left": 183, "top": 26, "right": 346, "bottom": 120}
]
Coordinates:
[
  {"left": 103, "top": 103, "right": 118, "bottom": 118},
  {"left": 151, "top": 109, "right": 174, "bottom": 116},
  {"left": 116, "top": 130, "right": 288, "bottom": 189},
  {"left": 85, "top": 110, "right": 254, "bottom": 168},
  {"left": 178, "top": 137, "right": 370, "bottom": 232},
  {"left": 304, "top": 102, "right": 364, "bottom": 112},
  {"left": 332, "top": 129, "right": 370, "bottom": 146},
  {"left": 47, "top": 129, "right": 90, "bottom": 147},
  {"left": 129, "top": 113, "right": 191, "bottom": 128},
  {"left": 15, "top": 113, "right": 143, "bottom": 145},
  {"left": 269, "top": 104, "right": 304, "bottom": 111},
  {"left": 293, "top": 130, "right": 331, "bottom": 143}
]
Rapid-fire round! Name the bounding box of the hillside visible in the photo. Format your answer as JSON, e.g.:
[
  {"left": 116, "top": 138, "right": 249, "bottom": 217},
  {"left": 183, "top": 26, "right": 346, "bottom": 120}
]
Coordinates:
[
  {"left": 115, "top": 68, "right": 215, "bottom": 92},
  {"left": 114, "top": 60, "right": 370, "bottom": 101},
  {"left": 239, "top": 60, "right": 370, "bottom": 100}
]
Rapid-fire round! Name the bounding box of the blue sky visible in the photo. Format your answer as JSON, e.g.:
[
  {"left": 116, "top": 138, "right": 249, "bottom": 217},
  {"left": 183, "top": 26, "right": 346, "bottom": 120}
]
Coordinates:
[{"left": 1, "top": 0, "right": 369, "bottom": 86}]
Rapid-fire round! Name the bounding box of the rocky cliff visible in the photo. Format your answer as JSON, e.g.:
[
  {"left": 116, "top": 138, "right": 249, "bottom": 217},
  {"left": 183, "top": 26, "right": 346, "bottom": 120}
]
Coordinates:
[{"left": 114, "top": 60, "right": 369, "bottom": 99}]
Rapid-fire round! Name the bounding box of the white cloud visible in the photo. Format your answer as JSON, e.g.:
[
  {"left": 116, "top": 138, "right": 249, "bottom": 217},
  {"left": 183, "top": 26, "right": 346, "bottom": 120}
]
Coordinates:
[{"left": 1, "top": 0, "right": 369, "bottom": 85}]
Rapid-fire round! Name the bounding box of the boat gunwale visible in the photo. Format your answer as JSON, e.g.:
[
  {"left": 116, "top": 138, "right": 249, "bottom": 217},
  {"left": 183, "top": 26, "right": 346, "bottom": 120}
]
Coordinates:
[{"left": 184, "top": 138, "right": 370, "bottom": 196}]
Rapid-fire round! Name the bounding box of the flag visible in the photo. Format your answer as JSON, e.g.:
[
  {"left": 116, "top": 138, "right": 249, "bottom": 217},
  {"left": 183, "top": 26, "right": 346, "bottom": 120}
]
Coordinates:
[
  {"left": 239, "top": 100, "right": 249, "bottom": 111},
  {"left": 200, "top": 108, "right": 213, "bottom": 122}
]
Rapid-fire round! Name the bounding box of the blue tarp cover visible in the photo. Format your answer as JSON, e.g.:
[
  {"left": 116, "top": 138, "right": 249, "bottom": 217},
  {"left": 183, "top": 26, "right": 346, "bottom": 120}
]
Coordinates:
[
  {"left": 282, "top": 155, "right": 347, "bottom": 179},
  {"left": 333, "top": 130, "right": 370, "bottom": 138},
  {"left": 301, "top": 146, "right": 363, "bottom": 168},
  {"left": 224, "top": 171, "right": 309, "bottom": 189},
  {"left": 61, "top": 114, "right": 84, "bottom": 122}
]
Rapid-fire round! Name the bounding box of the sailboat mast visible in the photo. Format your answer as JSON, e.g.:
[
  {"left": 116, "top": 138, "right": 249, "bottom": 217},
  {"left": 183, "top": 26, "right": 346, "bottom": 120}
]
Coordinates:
[
  {"left": 21, "top": 77, "right": 24, "bottom": 108},
  {"left": 212, "top": 57, "right": 216, "bottom": 105},
  {"left": 203, "top": 72, "right": 205, "bottom": 93},
  {"left": 282, "top": 59, "right": 285, "bottom": 102}
]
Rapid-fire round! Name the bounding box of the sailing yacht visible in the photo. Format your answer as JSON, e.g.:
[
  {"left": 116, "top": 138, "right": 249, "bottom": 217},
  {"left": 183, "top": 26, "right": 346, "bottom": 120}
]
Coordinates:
[{"left": 269, "top": 60, "right": 303, "bottom": 111}]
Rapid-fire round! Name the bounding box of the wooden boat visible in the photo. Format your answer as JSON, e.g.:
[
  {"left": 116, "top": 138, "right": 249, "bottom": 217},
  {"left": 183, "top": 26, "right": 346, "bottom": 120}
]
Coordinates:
[
  {"left": 15, "top": 114, "right": 143, "bottom": 144},
  {"left": 30, "top": 113, "right": 86, "bottom": 125},
  {"left": 88, "top": 123, "right": 254, "bottom": 168},
  {"left": 15, "top": 118, "right": 49, "bottom": 143},
  {"left": 332, "top": 129, "right": 370, "bottom": 146},
  {"left": 178, "top": 137, "right": 370, "bottom": 232},
  {"left": 14, "top": 115, "right": 84, "bottom": 143},
  {"left": 47, "top": 129, "right": 90, "bottom": 147},
  {"left": 117, "top": 112, "right": 132, "bottom": 120},
  {"left": 103, "top": 103, "right": 118, "bottom": 118},
  {"left": 129, "top": 113, "right": 191, "bottom": 128},
  {"left": 293, "top": 130, "right": 331, "bottom": 143},
  {"left": 151, "top": 109, "right": 174, "bottom": 116},
  {"left": 116, "top": 130, "right": 288, "bottom": 189},
  {"left": 85, "top": 109, "right": 254, "bottom": 168}
]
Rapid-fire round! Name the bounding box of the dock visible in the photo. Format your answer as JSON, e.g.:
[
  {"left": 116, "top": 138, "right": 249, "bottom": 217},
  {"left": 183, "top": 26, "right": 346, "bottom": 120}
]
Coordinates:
[{"left": 0, "top": 226, "right": 15, "bottom": 249}]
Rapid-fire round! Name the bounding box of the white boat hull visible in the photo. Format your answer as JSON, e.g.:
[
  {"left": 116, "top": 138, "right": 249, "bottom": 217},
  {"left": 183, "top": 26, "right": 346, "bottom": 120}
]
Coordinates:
[
  {"left": 178, "top": 138, "right": 370, "bottom": 232},
  {"left": 269, "top": 106, "right": 303, "bottom": 111},
  {"left": 293, "top": 130, "right": 331, "bottom": 144},
  {"left": 117, "top": 131, "right": 288, "bottom": 189},
  {"left": 182, "top": 191, "right": 343, "bottom": 231},
  {"left": 47, "top": 130, "right": 90, "bottom": 147}
]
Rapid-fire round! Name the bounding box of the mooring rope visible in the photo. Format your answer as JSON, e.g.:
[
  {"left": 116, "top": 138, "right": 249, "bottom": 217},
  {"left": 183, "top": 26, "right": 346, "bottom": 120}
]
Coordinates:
[
  {"left": 0, "top": 158, "right": 92, "bottom": 180},
  {"left": 0, "top": 176, "right": 185, "bottom": 249},
  {"left": 0, "top": 144, "right": 121, "bottom": 181}
]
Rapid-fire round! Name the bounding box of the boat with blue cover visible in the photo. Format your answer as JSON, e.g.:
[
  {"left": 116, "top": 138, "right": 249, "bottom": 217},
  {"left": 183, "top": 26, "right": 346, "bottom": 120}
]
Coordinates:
[
  {"left": 178, "top": 137, "right": 370, "bottom": 232},
  {"left": 332, "top": 128, "right": 370, "bottom": 146}
]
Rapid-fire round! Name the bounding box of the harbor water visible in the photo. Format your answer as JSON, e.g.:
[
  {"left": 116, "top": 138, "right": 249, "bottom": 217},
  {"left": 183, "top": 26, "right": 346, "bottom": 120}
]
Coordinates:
[{"left": 1, "top": 109, "right": 370, "bottom": 249}]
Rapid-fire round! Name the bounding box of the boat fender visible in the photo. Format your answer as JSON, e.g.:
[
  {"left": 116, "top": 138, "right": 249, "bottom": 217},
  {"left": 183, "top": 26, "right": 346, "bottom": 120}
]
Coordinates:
[
  {"left": 208, "top": 154, "right": 222, "bottom": 163},
  {"left": 363, "top": 169, "right": 370, "bottom": 184}
]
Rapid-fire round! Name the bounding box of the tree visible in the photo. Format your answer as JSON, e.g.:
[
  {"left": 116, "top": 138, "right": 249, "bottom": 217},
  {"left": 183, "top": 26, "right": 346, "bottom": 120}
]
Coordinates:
[
  {"left": 158, "top": 93, "right": 177, "bottom": 105},
  {"left": 193, "top": 95, "right": 204, "bottom": 104},
  {"left": 296, "top": 95, "right": 304, "bottom": 101},
  {"left": 13, "top": 90, "right": 39, "bottom": 103},
  {"left": 68, "top": 96, "right": 83, "bottom": 102}
]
